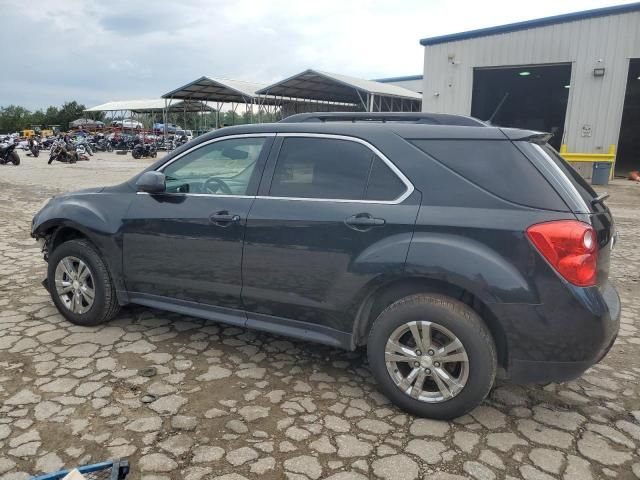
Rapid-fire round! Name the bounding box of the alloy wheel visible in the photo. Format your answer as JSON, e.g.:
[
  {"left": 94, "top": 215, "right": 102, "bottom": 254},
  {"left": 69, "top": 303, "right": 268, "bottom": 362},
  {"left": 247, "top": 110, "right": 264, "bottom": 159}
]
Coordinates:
[
  {"left": 54, "top": 256, "right": 95, "bottom": 314},
  {"left": 385, "top": 320, "right": 469, "bottom": 402}
]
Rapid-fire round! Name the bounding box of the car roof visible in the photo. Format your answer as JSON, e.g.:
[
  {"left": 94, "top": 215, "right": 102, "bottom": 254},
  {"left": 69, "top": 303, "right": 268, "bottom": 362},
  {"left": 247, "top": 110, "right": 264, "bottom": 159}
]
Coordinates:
[{"left": 199, "top": 120, "right": 542, "bottom": 142}]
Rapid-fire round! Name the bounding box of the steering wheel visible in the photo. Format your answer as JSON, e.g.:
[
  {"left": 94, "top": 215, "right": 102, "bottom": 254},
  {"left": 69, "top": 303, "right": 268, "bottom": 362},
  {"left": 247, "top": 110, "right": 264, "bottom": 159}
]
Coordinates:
[{"left": 203, "top": 177, "right": 233, "bottom": 195}]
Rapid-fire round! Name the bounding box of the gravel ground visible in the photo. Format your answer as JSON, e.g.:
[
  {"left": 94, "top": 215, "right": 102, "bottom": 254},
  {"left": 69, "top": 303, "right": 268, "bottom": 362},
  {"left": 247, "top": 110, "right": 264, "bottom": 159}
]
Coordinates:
[{"left": 1, "top": 150, "right": 639, "bottom": 480}]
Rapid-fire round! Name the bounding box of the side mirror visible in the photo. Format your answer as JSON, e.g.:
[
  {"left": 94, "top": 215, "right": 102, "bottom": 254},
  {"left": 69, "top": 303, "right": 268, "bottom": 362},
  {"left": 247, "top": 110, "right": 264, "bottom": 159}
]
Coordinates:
[{"left": 136, "top": 171, "right": 166, "bottom": 193}]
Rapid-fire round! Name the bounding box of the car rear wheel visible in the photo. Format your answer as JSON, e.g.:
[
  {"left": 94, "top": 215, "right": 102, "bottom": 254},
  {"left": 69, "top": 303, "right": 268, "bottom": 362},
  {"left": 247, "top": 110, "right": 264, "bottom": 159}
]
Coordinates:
[
  {"left": 47, "top": 239, "right": 120, "bottom": 326},
  {"left": 367, "top": 293, "right": 496, "bottom": 419}
]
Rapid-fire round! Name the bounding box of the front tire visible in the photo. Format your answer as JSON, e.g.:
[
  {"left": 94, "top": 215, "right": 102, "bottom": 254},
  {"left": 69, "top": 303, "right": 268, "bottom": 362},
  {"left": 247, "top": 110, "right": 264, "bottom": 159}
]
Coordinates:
[
  {"left": 47, "top": 239, "right": 120, "bottom": 326},
  {"left": 367, "top": 294, "right": 496, "bottom": 419}
]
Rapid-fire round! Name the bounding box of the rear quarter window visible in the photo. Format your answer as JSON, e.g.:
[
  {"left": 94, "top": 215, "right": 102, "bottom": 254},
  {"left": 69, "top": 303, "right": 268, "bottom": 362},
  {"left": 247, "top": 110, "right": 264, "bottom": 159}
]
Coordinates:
[{"left": 411, "top": 139, "right": 569, "bottom": 211}]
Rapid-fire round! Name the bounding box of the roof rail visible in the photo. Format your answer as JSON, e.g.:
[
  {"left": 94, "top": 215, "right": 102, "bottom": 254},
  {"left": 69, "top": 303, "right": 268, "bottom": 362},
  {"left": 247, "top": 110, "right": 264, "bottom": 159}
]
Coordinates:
[{"left": 279, "top": 112, "right": 487, "bottom": 127}]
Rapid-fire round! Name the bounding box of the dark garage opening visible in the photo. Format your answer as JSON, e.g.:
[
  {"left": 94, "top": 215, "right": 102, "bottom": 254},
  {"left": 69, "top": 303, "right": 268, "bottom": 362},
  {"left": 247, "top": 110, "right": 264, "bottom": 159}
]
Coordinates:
[
  {"left": 471, "top": 64, "right": 572, "bottom": 149},
  {"left": 616, "top": 59, "right": 640, "bottom": 175}
]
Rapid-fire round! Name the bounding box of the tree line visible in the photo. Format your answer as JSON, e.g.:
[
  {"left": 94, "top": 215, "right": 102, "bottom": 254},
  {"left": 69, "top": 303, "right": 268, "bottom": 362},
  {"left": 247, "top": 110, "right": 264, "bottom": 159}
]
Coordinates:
[
  {"left": 0, "top": 100, "right": 283, "bottom": 134},
  {"left": 0, "top": 101, "right": 103, "bottom": 133}
]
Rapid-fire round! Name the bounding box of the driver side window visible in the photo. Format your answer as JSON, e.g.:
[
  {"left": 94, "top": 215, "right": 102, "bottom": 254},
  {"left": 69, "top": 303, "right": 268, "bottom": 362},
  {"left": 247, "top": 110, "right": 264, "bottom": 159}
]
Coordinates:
[{"left": 162, "top": 137, "right": 266, "bottom": 195}]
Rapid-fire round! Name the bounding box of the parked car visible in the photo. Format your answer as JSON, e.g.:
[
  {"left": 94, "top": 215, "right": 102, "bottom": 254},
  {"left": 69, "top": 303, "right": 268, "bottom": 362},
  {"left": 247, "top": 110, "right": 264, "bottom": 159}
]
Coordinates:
[
  {"left": 153, "top": 123, "right": 181, "bottom": 134},
  {"left": 31, "top": 112, "right": 620, "bottom": 419},
  {"left": 112, "top": 118, "right": 143, "bottom": 129},
  {"left": 175, "top": 129, "right": 194, "bottom": 142}
]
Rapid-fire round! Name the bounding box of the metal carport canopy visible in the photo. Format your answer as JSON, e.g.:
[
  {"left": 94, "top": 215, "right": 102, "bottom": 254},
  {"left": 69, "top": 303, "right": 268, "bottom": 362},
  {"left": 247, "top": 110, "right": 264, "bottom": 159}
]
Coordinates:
[
  {"left": 161, "top": 76, "right": 278, "bottom": 104},
  {"left": 84, "top": 99, "right": 214, "bottom": 113},
  {"left": 255, "top": 69, "right": 422, "bottom": 105}
]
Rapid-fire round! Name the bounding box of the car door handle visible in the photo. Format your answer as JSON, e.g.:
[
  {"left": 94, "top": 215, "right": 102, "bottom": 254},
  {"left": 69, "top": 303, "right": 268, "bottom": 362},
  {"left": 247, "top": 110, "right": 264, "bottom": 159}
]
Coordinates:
[
  {"left": 345, "top": 213, "right": 386, "bottom": 229},
  {"left": 210, "top": 211, "right": 241, "bottom": 226}
]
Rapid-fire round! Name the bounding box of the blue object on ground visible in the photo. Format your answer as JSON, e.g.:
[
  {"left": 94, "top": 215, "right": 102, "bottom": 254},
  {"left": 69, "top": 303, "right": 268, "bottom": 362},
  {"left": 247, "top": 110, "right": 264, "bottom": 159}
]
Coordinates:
[{"left": 31, "top": 459, "right": 129, "bottom": 480}]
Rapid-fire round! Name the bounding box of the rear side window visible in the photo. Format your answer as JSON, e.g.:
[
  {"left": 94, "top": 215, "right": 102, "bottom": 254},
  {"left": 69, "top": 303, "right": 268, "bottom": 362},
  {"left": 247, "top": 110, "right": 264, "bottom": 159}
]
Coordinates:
[
  {"left": 365, "top": 156, "right": 406, "bottom": 201},
  {"left": 269, "top": 137, "right": 407, "bottom": 201},
  {"left": 540, "top": 144, "right": 598, "bottom": 206},
  {"left": 411, "top": 139, "right": 568, "bottom": 211}
]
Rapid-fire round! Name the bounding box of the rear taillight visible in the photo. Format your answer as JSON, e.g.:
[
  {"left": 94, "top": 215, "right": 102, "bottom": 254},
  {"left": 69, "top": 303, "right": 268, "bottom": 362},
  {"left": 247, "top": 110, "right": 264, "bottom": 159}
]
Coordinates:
[{"left": 526, "top": 220, "right": 598, "bottom": 287}]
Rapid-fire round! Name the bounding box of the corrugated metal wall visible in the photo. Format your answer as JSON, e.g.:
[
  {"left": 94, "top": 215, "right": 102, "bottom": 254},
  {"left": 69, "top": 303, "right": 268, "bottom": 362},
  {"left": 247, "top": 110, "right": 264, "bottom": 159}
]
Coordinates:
[{"left": 421, "top": 11, "right": 640, "bottom": 153}]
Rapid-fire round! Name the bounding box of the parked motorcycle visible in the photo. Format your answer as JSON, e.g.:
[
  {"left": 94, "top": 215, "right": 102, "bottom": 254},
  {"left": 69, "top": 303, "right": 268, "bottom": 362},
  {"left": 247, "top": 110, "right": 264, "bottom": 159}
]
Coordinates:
[
  {"left": 48, "top": 138, "right": 78, "bottom": 164},
  {"left": 174, "top": 134, "right": 189, "bottom": 148},
  {"left": 89, "top": 135, "right": 113, "bottom": 152},
  {"left": 131, "top": 141, "right": 157, "bottom": 159},
  {"left": 0, "top": 140, "right": 20, "bottom": 165},
  {"left": 110, "top": 134, "right": 135, "bottom": 151},
  {"left": 28, "top": 137, "right": 40, "bottom": 157},
  {"left": 39, "top": 137, "right": 55, "bottom": 150}
]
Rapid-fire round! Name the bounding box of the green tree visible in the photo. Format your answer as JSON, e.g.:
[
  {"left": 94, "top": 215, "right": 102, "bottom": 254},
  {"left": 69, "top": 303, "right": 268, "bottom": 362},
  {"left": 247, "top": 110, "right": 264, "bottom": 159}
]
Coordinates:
[
  {"left": 56, "top": 101, "right": 87, "bottom": 130},
  {"left": 43, "top": 106, "right": 60, "bottom": 127},
  {"left": 0, "top": 105, "right": 31, "bottom": 133},
  {"left": 30, "top": 109, "right": 45, "bottom": 128}
]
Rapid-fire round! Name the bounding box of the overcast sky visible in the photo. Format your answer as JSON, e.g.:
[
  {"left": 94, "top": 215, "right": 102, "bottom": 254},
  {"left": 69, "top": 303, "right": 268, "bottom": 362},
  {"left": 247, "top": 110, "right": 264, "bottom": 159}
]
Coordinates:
[{"left": 1, "top": 0, "right": 635, "bottom": 110}]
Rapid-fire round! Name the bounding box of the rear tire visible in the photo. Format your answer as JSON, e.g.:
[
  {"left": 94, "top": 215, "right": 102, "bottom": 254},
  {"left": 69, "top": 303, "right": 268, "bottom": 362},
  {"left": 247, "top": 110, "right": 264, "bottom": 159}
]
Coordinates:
[
  {"left": 47, "top": 239, "right": 120, "bottom": 326},
  {"left": 10, "top": 151, "right": 20, "bottom": 165},
  {"left": 367, "top": 293, "right": 496, "bottom": 419}
]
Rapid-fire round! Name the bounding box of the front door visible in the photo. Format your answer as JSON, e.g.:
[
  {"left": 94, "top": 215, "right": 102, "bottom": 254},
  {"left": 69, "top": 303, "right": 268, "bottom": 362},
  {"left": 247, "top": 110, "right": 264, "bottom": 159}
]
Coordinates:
[
  {"left": 242, "top": 135, "right": 420, "bottom": 334},
  {"left": 122, "top": 135, "right": 272, "bottom": 309}
]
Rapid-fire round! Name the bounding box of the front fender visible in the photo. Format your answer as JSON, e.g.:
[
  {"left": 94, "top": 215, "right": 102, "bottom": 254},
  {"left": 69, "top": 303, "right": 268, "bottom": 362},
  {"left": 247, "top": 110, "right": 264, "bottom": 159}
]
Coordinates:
[
  {"left": 32, "top": 192, "right": 133, "bottom": 301},
  {"left": 405, "top": 232, "right": 538, "bottom": 304}
]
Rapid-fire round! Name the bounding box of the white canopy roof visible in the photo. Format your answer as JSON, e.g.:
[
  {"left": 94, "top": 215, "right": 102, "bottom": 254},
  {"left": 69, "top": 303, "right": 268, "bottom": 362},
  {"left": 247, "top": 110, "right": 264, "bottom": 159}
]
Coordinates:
[
  {"left": 256, "top": 69, "right": 422, "bottom": 104},
  {"left": 85, "top": 99, "right": 213, "bottom": 113},
  {"left": 162, "top": 77, "right": 272, "bottom": 103}
]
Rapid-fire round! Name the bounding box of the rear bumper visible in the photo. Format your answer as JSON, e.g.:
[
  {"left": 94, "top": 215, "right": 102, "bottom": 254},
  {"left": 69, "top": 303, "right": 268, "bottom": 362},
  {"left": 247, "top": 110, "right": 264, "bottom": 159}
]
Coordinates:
[
  {"left": 509, "top": 329, "right": 618, "bottom": 383},
  {"left": 492, "top": 281, "right": 620, "bottom": 384}
]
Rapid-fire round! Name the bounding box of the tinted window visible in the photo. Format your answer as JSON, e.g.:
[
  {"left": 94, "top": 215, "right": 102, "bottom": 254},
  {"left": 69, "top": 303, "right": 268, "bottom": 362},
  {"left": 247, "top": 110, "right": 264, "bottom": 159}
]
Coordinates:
[
  {"left": 365, "top": 157, "right": 406, "bottom": 201},
  {"left": 163, "top": 137, "right": 265, "bottom": 195},
  {"left": 541, "top": 144, "right": 598, "bottom": 203},
  {"left": 270, "top": 138, "right": 373, "bottom": 200},
  {"left": 411, "top": 139, "right": 567, "bottom": 211}
]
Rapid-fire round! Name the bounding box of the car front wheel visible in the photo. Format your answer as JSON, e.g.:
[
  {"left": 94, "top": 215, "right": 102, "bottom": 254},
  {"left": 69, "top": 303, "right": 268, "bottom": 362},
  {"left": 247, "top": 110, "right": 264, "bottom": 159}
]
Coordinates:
[
  {"left": 47, "top": 239, "right": 120, "bottom": 326},
  {"left": 367, "top": 293, "right": 496, "bottom": 419}
]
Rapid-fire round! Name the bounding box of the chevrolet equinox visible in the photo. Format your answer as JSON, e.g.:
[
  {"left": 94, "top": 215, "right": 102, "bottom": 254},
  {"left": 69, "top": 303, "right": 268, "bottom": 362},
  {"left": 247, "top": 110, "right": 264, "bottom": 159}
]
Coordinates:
[{"left": 31, "top": 112, "right": 620, "bottom": 419}]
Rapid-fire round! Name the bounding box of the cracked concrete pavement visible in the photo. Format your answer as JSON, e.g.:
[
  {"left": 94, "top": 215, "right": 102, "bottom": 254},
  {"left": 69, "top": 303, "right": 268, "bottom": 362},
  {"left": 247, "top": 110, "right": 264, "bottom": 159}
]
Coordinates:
[{"left": 1, "top": 151, "right": 639, "bottom": 479}]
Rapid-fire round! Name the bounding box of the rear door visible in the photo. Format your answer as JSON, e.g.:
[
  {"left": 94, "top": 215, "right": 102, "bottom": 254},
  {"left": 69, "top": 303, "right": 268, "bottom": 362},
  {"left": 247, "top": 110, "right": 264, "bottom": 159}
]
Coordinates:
[{"left": 241, "top": 134, "right": 421, "bottom": 337}]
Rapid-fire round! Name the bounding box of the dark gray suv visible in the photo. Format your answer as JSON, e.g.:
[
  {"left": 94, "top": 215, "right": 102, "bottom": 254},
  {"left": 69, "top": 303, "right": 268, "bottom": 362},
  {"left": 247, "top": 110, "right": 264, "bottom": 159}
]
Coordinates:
[{"left": 31, "top": 113, "right": 620, "bottom": 418}]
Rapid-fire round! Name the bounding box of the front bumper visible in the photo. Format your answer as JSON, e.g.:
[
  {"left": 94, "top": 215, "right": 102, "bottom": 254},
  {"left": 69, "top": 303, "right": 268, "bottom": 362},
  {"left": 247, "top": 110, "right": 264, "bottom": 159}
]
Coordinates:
[{"left": 494, "top": 282, "right": 620, "bottom": 384}]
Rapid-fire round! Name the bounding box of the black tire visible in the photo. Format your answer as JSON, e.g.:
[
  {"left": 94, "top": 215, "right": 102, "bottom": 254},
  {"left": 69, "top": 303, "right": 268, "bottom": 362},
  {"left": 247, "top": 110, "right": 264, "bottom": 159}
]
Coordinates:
[
  {"left": 132, "top": 149, "right": 141, "bottom": 159},
  {"left": 10, "top": 151, "right": 20, "bottom": 165},
  {"left": 31, "top": 148, "right": 39, "bottom": 158},
  {"left": 367, "top": 294, "right": 496, "bottom": 419},
  {"left": 47, "top": 239, "right": 120, "bottom": 326}
]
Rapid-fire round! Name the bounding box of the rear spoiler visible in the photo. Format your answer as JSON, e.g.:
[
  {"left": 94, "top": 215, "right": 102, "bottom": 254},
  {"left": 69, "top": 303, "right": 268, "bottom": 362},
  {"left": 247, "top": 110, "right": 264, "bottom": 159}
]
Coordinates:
[{"left": 500, "top": 128, "right": 552, "bottom": 144}]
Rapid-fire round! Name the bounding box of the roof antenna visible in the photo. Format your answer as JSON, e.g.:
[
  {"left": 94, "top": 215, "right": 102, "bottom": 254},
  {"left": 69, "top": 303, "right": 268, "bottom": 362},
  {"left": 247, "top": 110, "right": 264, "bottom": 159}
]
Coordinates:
[{"left": 487, "top": 92, "right": 509, "bottom": 125}]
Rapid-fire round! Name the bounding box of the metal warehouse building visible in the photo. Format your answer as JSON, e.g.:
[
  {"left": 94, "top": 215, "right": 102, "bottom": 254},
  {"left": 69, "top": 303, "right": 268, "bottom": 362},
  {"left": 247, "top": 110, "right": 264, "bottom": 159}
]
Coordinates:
[{"left": 419, "top": 3, "right": 640, "bottom": 176}]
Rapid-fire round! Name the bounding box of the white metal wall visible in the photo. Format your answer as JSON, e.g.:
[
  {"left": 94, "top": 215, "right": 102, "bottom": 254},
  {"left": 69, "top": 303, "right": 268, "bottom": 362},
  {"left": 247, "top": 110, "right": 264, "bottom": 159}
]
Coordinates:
[{"left": 421, "top": 11, "right": 640, "bottom": 153}]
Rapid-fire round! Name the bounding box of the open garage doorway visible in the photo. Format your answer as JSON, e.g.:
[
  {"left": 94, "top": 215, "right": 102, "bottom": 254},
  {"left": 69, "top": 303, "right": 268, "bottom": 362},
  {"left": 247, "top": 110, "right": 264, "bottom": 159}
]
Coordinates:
[
  {"left": 616, "top": 59, "right": 640, "bottom": 175},
  {"left": 471, "top": 64, "right": 571, "bottom": 149}
]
